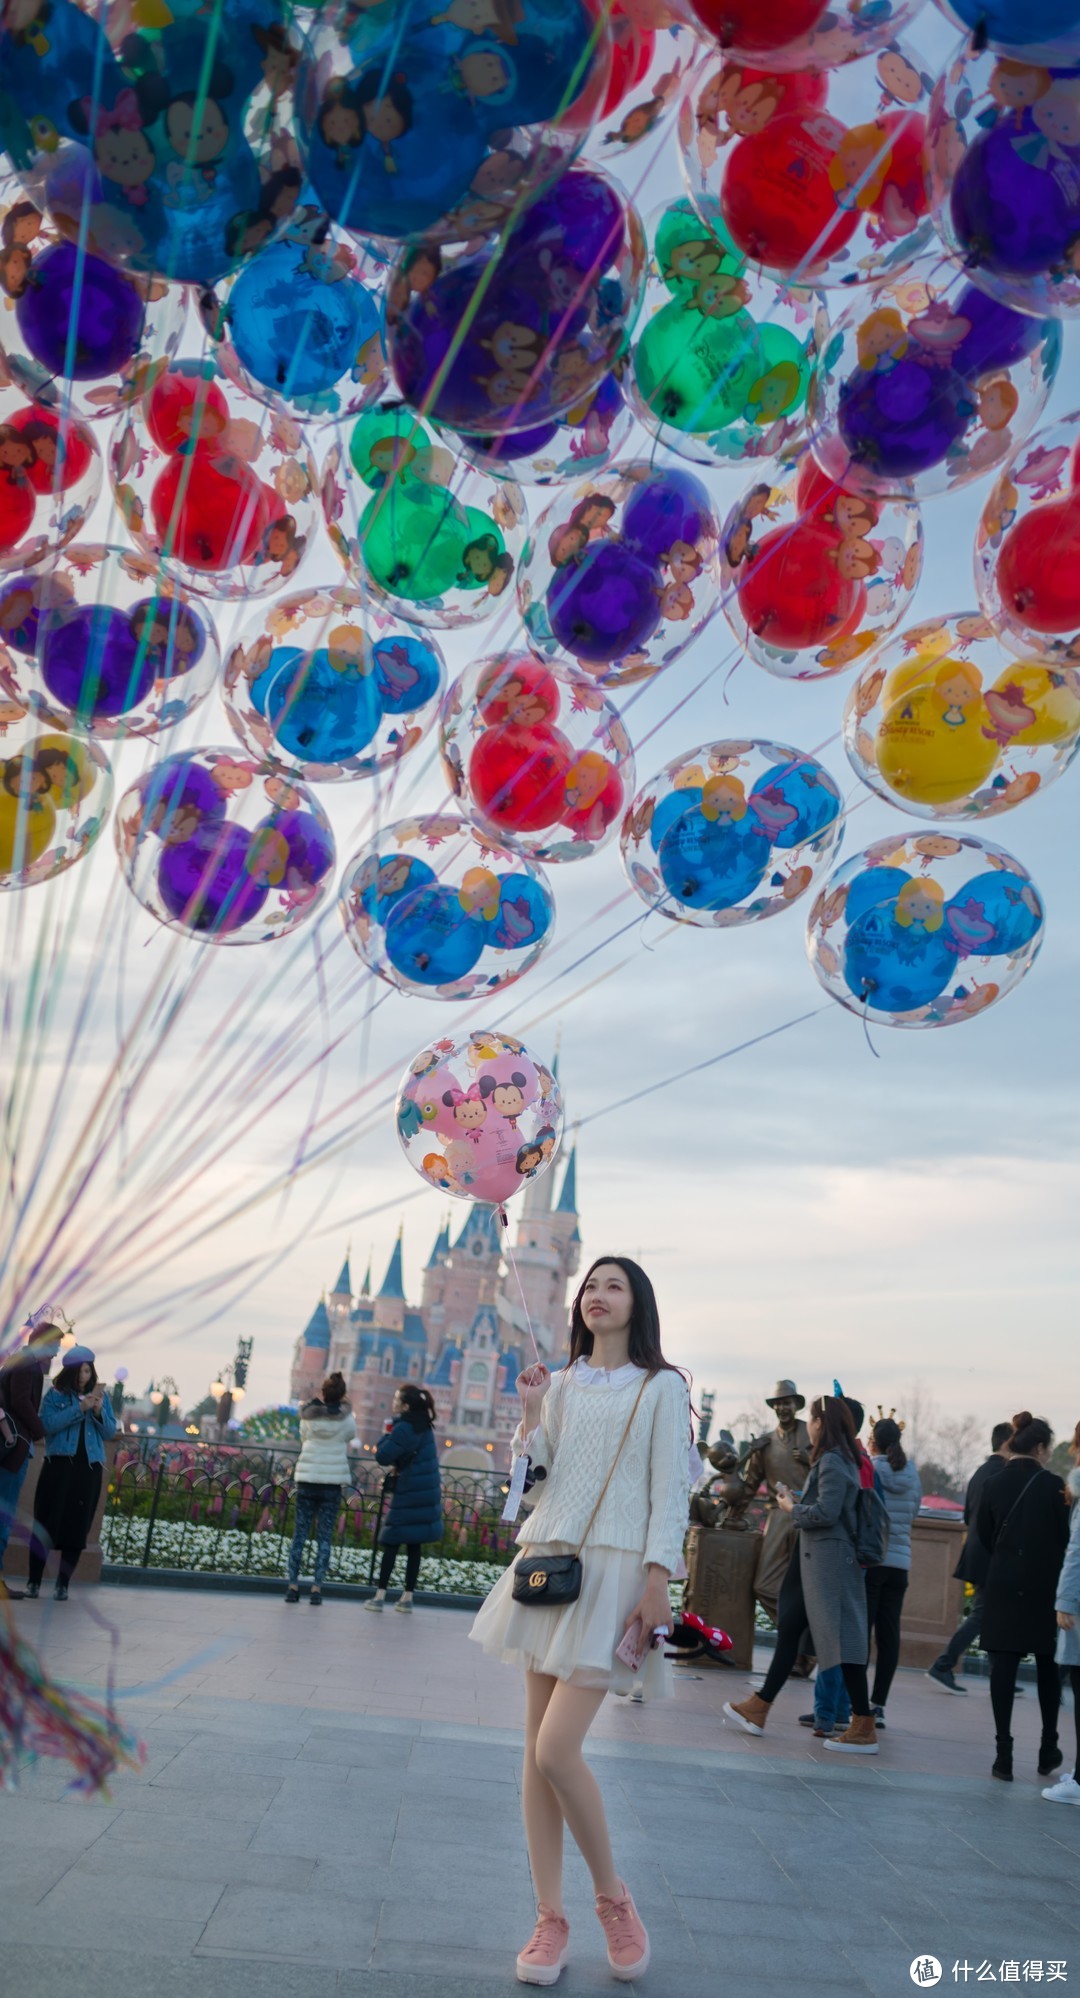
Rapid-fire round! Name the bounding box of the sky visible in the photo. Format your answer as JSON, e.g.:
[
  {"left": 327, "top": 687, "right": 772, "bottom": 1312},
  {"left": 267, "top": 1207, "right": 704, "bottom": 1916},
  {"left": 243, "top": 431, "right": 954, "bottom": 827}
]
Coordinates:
[{"left": 2, "top": 12, "right": 1078, "bottom": 1459}]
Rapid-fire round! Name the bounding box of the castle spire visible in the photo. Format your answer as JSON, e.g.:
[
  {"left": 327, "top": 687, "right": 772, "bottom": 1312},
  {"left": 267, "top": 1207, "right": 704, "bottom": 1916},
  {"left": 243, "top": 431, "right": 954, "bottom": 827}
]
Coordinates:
[
  {"left": 556, "top": 1146, "right": 577, "bottom": 1215},
  {"left": 378, "top": 1225, "right": 405, "bottom": 1300},
  {"left": 331, "top": 1254, "right": 352, "bottom": 1300},
  {"left": 426, "top": 1214, "right": 451, "bottom": 1269}
]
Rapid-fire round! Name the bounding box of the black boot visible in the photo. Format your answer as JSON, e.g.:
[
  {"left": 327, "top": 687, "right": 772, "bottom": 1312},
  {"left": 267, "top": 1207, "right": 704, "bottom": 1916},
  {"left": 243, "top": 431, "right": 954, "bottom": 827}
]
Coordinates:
[
  {"left": 992, "top": 1736, "right": 1013, "bottom": 1782},
  {"left": 1038, "top": 1735, "right": 1063, "bottom": 1777}
]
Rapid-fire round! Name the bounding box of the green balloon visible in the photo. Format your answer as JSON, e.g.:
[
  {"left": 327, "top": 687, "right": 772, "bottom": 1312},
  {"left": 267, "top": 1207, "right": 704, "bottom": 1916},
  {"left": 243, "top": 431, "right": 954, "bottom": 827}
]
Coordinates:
[
  {"left": 654, "top": 198, "right": 745, "bottom": 305},
  {"left": 359, "top": 481, "right": 469, "bottom": 603},
  {"left": 349, "top": 406, "right": 431, "bottom": 487},
  {"left": 634, "top": 299, "right": 762, "bottom": 435},
  {"left": 743, "top": 324, "right": 811, "bottom": 427},
  {"left": 457, "top": 504, "right": 508, "bottom": 593}
]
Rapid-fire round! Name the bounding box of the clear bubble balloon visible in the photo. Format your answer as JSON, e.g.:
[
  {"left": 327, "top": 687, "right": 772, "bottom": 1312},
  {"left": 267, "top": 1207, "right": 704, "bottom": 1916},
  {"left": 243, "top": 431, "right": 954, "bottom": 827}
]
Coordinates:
[
  {"left": 678, "top": 44, "right": 936, "bottom": 289},
  {"left": 926, "top": 45, "right": 1080, "bottom": 322},
  {"left": 629, "top": 196, "right": 826, "bottom": 469},
  {"left": 933, "top": 0, "right": 1080, "bottom": 68},
  {"left": 1, "top": 543, "right": 219, "bottom": 740},
  {"left": 224, "top": 586, "right": 445, "bottom": 782},
  {"left": 116, "top": 747, "right": 336, "bottom": 945},
  {"left": 519, "top": 460, "right": 721, "bottom": 688},
  {"left": 339, "top": 813, "right": 555, "bottom": 1000},
  {"left": 0, "top": 174, "right": 185, "bottom": 424},
  {"left": 686, "top": 0, "right": 928, "bottom": 68},
  {"left": 809, "top": 257, "right": 1062, "bottom": 501},
  {"left": 108, "top": 360, "right": 319, "bottom": 601},
  {"left": 321, "top": 401, "right": 525, "bottom": 629},
  {"left": 720, "top": 452, "right": 923, "bottom": 680},
  {"left": 622, "top": 736, "right": 844, "bottom": 926},
  {"left": 584, "top": 3, "right": 698, "bottom": 165},
  {"left": 0, "top": 0, "right": 304, "bottom": 286},
  {"left": 844, "top": 609, "right": 1080, "bottom": 820},
  {"left": 448, "top": 369, "right": 636, "bottom": 488},
  {"left": 396, "top": 1028, "right": 564, "bottom": 1207},
  {"left": 439, "top": 651, "right": 634, "bottom": 863},
  {"left": 386, "top": 167, "right": 646, "bottom": 438},
  {"left": 975, "top": 410, "right": 1080, "bottom": 667},
  {"left": 807, "top": 829, "right": 1045, "bottom": 1027},
  {"left": 0, "top": 384, "right": 100, "bottom": 571},
  {"left": 0, "top": 695, "right": 112, "bottom": 891}
]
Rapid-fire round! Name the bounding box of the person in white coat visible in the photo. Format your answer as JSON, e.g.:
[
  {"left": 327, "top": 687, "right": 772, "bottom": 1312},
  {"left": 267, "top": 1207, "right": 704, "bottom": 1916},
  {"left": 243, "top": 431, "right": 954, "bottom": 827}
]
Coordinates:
[
  {"left": 1045, "top": 1420, "right": 1080, "bottom": 1806},
  {"left": 284, "top": 1372, "right": 357, "bottom": 1605},
  {"left": 470, "top": 1256, "right": 691, "bottom": 1988}
]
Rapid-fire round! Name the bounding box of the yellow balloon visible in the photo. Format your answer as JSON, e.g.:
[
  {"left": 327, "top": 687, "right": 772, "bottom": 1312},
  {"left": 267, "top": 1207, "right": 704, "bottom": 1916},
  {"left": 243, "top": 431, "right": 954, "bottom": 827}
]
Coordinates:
[
  {"left": 32, "top": 732, "right": 98, "bottom": 805},
  {"left": 876, "top": 684, "right": 999, "bottom": 805},
  {"left": 0, "top": 790, "right": 56, "bottom": 874},
  {"left": 987, "top": 661, "right": 1080, "bottom": 748},
  {"left": 880, "top": 654, "right": 938, "bottom": 707}
]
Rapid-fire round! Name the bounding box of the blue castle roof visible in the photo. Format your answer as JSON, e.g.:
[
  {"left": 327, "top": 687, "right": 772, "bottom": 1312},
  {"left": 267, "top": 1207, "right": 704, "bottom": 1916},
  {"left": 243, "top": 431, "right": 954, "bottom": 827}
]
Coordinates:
[
  {"left": 428, "top": 1341, "right": 461, "bottom": 1387},
  {"left": 378, "top": 1230, "right": 405, "bottom": 1299},
  {"left": 556, "top": 1148, "right": 577, "bottom": 1214},
  {"left": 452, "top": 1203, "right": 502, "bottom": 1256},
  {"left": 426, "top": 1217, "right": 451, "bottom": 1269},
  {"left": 302, "top": 1300, "right": 331, "bottom": 1352},
  {"left": 331, "top": 1256, "right": 352, "bottom": 1298}
]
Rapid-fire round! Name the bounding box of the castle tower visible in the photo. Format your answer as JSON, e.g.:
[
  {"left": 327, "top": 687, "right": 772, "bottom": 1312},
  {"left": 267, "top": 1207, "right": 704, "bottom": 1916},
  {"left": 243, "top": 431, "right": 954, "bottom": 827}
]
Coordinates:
[
  {"left": 375, "top": 1226, "right": 406, "bottom": 1334},
  {"left": 325, "top": 1254, "right": 355, "bottom": 1377},
  {"left": 502, "top": 1146, "right": 581, "bottom": 1362},
  {"left": 430, "top": 1204, "right": 503, "bottom": 1351}
]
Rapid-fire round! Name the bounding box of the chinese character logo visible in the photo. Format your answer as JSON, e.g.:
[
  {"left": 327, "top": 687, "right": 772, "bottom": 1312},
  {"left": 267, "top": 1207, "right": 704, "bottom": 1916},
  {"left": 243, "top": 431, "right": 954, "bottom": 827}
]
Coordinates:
[{"left": 911, "top": 1960, "right": 943, "bottom": 1988}]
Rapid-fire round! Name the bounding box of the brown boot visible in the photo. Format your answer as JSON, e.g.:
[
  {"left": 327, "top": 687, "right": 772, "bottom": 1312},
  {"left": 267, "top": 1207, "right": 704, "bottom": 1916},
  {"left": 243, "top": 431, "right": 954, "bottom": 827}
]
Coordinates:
[
  {"left": 723, "top": 1693, "right": 770, "bottom": 1736},
  {"left": 824, "top": 1714, "right": 879, "bottom": 1755}
]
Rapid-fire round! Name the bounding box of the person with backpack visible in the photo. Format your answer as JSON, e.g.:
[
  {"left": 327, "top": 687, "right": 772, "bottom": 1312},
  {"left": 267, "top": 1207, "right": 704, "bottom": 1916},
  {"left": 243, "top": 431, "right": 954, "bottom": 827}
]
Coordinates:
[
  {"left": 364, "top": 1383, "right": 442, "bottom": 1614},
  {"left": 976, "top": 1410, "right": 1070, "bottom": 1783},
  {"left": 864, "top": 1416, "right": 922, "bottom": 1726},
  {"left": 724, "top": 1395, "right": 880, "bottom": 1754}
]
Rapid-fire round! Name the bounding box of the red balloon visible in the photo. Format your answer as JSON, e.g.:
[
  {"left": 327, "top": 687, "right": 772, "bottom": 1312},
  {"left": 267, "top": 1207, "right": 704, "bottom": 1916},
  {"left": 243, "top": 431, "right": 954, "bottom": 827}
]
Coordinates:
[
  {"left": 476, "top": 656, "right": 561, "bottom": 728},
  {"left": 691, "top": 0, "right": 828, "bottom": 53},
  {"left": 996, "top": 500, "right": 1080, "bottom": 635},
  {"left": 722, "top": 114, "right": 858, "bottom": 274},
  {"left": 794, "top": 455, "right": 839, "bottom": 517},
  {"left": 147, "top": 370, "right": 231, "bottom": 456},
  {"left": 10, "top": 405, "right": 93, "bottom": 494},
  {"left": 600, "top": 0, "right": 656, "bottom": 115},
  {"left": 0, "top": 471, "right": 35, "bottom": 553},
  {"left": 559, "top": 752, "right": 625, "bottom": 838},
  {"left": 150, "top": 449, "right": 274, "bottom": 570},
  {"left": 708, "top": 60, "right": 829, "bottom": 139},
  {"left": 469, "top": 723, "right": 574, "bottom": 832},
  {"left": 736, "top": 519, "right": 864, "bottom": 648},
  {"left": 869, "top": 109, "right": 929, "bottom": 225}
]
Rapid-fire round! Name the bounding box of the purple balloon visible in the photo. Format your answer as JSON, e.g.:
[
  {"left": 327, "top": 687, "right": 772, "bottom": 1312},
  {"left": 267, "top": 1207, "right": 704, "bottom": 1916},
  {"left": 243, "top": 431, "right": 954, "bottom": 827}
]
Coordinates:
[
  {"left": 838, "top": 355, "right": 971, "bottom": 479},
  {"left": 513, "top": 171, "right": 626, "bottom": 275},
  {"left": 548, "top": 542, "right": 662, "bottom": 663},
  {"left": 141, "top": 758, "right": 226, "bottom": 838},
  {"left": 40, "top": 605, "right": 154, "bottom": 718},
  {"left": 621, "top": 469, "right": 713, "bottom": 562},
  {"left": 471, "top": 418, "right": 561, "bottom": 460},
  {"left": 950, "top": 125, "right": 1074, "bottom": 280},
  {"left": 262, "top": 810, "right": 334, "bottom": 886},
  {"left": 950, "top": 284, "right": 1047, "bottom": 379},
  {"left": 16, "top": 241, "right": 144, "bottom": 381},
  {"left": 157, "top": 823, "right": 269, "bottom": 935}
]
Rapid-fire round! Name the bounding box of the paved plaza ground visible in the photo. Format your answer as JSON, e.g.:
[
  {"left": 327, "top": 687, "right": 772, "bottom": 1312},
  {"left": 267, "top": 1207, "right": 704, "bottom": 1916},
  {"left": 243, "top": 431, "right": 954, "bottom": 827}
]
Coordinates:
[{"left": 2, "top": 1585, "right": 1079, "bottom": 1998}]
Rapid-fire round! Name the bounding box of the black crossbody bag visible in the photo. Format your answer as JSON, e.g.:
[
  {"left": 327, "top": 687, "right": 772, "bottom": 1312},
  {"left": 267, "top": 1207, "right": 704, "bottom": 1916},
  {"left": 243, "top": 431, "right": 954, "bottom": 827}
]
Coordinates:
[{"left": 511, "top": 1375, "right": 650, "bottom": 1607}]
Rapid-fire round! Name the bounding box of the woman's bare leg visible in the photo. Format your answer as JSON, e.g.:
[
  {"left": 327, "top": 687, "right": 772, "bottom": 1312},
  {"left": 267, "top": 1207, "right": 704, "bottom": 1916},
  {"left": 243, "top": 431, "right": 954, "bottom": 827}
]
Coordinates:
[
  {"left": 533, "top": 1680, "right": 619, "bottom": 1900},
  {"left": 522, "top": 1670, "right": 565, "bottom": 1911}
]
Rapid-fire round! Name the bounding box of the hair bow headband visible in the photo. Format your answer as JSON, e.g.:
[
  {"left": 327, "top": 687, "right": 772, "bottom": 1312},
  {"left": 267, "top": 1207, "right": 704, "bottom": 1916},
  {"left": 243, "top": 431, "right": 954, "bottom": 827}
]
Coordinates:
[{"left": 81, "top": 87, "right": 142, "bottom": 136}]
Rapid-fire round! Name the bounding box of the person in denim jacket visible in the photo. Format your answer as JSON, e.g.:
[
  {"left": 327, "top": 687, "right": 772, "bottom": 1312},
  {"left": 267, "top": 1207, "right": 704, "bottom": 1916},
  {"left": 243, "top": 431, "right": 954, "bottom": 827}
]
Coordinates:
[{"left": 27, "top": 1343, "right": 116, "bottom": 1600}]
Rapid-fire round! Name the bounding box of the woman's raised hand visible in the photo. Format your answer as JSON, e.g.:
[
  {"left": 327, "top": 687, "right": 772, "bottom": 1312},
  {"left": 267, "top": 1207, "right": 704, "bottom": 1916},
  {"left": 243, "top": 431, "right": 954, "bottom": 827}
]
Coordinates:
[{"left": 515, "top": 1363, "right": 550, "bottom": 1429}]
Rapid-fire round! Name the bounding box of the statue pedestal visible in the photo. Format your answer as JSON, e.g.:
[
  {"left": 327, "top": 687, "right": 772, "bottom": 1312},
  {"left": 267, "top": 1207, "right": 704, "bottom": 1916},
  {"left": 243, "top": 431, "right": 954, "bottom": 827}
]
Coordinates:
[
  {"left": 684, "top": 1523, "right": 759, "bottom": 1669},
  {"left": 4, "top": 1439, "right": 116, "bottom": 1585},
  {"left": 898, "top": 1514, "right": 966, "bottom": 1668}
]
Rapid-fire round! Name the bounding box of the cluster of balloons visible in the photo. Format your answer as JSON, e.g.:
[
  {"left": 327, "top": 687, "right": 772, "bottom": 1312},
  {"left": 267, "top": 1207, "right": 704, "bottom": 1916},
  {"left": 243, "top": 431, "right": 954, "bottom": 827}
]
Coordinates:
[{"left": 396, "top": 1029, "right": 564, "bottom": 1206}]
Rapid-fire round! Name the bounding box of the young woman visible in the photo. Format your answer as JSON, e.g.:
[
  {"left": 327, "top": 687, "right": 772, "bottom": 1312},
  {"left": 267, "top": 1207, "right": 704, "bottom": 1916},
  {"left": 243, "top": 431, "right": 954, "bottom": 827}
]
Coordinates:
[
  {"left": 27, "top": 1344, "right": 116, "bottom": 1600},
  {"left": 1045, "top": 1418, "right": 1080, "bottom": 1806},
  {"left": 977, "top": 1410, "right": 1070, "bottom": 1782},
  {"left": 724, "top": 1394, "right": 879, "bottom": 1755},
  {"left": 284, "top": 1371, "right": 356, "bottom": 1606},
  {"left": 470, "top": 1256, "right": 691, "bottom": 1986},
  {"left": 865, "top": 1415, "right": 923, "bottom": 1723},
  {"left": 365, "top": 1383, "right": 441, "bottom": 1614}
]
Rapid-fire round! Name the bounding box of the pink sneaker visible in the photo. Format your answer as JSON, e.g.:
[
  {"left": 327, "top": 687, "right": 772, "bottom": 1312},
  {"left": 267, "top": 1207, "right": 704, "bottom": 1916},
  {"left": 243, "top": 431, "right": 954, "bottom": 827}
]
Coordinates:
[
  {"left": 595, "top": 1880, "right": 650, "bottom": 1981},
  {"left": 516, "top": 1904, "right": 570, "bottom": 1986}
]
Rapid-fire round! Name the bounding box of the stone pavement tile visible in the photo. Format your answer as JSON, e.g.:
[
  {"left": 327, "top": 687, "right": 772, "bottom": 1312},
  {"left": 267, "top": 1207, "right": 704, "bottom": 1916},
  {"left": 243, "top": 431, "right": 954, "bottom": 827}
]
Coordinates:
[
  {"left": 404, "top": 1738, "right": 519, "bottom": 1784},
  {"left": 0, "top": 1845, "right": 83, "bottom": 1904},
  {"left": 248, "top": 1799, "right": 398, "bottom": 1860},
  {"left": 150, "top": 1743, "right": 293, "bottom": 1790},
  {"left": 843, "top": 1946, "right": 942, "bottom": 1998},
  {"left": 389, "top": 1770, "right": 523, "bottom": 1808},
  {"left": 100, "top": 1807, "right": 263, "bottom": 1849},
  {"left": 73, "top": 1837, "right": 317, "bottom": 1894},
  {"left": 657, "top": 1845, "right": 806, "bottom": 1902},
  {"left": 197, "top": 1885, "right": 383, "bottom": 1967},
  {"left": 672, "top": 1895, "right": 913, "bottom": 1948},
  {"left": 40, "top": 1858, "right": 228, "bottom": 1925},
  {"left": 0, "top": 1796, "right": 119, "bottom": 1847},
  {"left": 104, "top": 1779, "right": 276, "bottom": 1824},
  {"left": 310, "top": 1735, "right": 413, "bottom": 1773},
  {"left": 365, "top": 1938, "right": 522, "bottom": 1984},
  {"left": 387, "top": 1831, "right": 530, "bottom": 1890},
  {"left": 375, "top": 1892, "right": 533, "bottom": 1950},
  {"left": 0, "top": 1945, "right": 339, "bottom": 1998},
  {"left": 1, "top": 1893, "right": 206, "bottom": 1955}
]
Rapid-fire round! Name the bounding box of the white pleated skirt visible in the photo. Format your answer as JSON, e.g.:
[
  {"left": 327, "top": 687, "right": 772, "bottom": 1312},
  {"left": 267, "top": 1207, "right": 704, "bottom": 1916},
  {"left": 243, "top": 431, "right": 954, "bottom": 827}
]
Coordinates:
[{"left": 469, "top": 1541, "right": 673, "bottom": 1699}]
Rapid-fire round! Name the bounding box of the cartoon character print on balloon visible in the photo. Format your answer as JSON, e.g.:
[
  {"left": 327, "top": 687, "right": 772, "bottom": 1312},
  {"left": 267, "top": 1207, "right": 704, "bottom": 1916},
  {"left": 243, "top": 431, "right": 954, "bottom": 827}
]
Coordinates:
[
  {"left": 809, "top": 257, "right": 1063, "bottom": 500},
  {"left": 198, "top": 190, "right": 388, "bottom": 424},
  {"left": 224, "top": 586, "right": 445, "bottom": 782},
  {"left": 678, "top": 44, "right": 936, "bottom": 291},
  {"left": 0, "top": 384, "right": 100, "bottom": 569},
  {"left": 109, "top": 361, "right": 318, "bottom": 602},
  {"left": 807, "top": 831, "right": 1045, "bottom": 1028},
  {"left": 720, "top": 453, "right": 922, "bottom": 680},
  {"left": 0, "top": 0, "right": 304, "bottom": 285},
  {"left": 844, "top": 611, "right": 1080, "bottom": 820},
  {"left": 452, "top": 367, "right": 635, "bottom": 488},
  {"left": 0, "top": 185, "right": 184, "bottom": 422},
  {"left": 587, "top": 0, "right": 694, "bottom": 163},
  {"left": 115, "top": 748, "right": 336, "bottom": 945},
  {"left": 975, "top": 409, "right": 1080, "bottom": 668},
  {"left": 321, "top": 402, "right": 525, "bottom": 630},
  {"left": 438, "top": 651, "right": 634, "bottom": 863},
  {"left": 686, "top": 0, "right": 928, "bottom": 69},
  {"left": 0, "top": 692, "right": 112, "bottom": 890},
  {"left": 339, "top": 814, "right": 555, "bottom": 1000},
  {"left": 396, "top": 1029, "right": 564, "bottom": 1207},
  {"left": 519, "top": 462, "right": 720, "bottom": 688},
  {"left": 629, "top": 195, "right": 825, "bottom": 468},
  {"left": 297, "top": 0, "right": 610, "bottom": 248},
  {"left": 621, "top": 738, "right": 844, "bottom": 928},
  {"left": 926, "top": 46, "right": 1080, "bottom": 322},
  {"left": 1, "top": 544, "right": 219, "bottom": 740}
]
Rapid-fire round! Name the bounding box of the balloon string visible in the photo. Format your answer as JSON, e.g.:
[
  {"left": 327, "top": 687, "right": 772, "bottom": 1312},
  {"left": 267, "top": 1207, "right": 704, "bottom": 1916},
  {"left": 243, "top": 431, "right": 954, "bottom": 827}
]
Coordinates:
[
  {"left": 497, "top": 1212, "right": 544, "bottom": 1369},
  {"left": 860, "top": 990, "right": 882, "bottom": 1061}
]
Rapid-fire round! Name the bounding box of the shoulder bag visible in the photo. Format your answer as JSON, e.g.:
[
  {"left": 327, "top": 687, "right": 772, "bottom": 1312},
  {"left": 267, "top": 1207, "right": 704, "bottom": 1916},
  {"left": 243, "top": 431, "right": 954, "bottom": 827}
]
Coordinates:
[{"left": 511, "top": 1373, "right": 650, "bottom": 1607}]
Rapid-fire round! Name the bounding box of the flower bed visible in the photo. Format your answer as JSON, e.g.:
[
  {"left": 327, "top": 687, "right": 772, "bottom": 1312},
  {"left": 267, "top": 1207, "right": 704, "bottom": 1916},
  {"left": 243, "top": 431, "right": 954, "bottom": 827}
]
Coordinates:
[{"left": 100, "top": 1514, "right": 511, "bottom": 1596}]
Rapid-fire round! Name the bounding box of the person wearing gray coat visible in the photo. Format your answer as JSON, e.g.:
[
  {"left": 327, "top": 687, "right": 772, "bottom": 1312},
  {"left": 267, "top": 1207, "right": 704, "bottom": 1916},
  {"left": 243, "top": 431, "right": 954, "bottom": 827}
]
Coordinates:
[
  {"left": 1044, "top": 1427, "right": 1080, "bottom": 1807},
  {"left": 724, "top": 1395, "right": 879, "bottom": 1755}
]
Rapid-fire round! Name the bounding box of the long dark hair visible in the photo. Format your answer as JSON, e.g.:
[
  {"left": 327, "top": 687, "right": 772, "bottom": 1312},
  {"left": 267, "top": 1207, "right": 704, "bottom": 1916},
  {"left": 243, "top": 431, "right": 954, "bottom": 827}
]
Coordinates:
[
  {"left": 872, "top": 1417, "right": 906, "bottom": 1472},
  {"left": 809, "top": 1394, "right": 859, "bottom": 1467},
  {"left": 568, "top": 1256, "right": 688, "bottom": 1392},
  {"left": 399, "top": 1382, "right": 436, "bottom": 1428},
  {"left": 53, "top": 1359, "right": 97, "bottom": 1396},
  {"left": 1009, "top": 1409, "right": 1052, "bottom": 1456}
]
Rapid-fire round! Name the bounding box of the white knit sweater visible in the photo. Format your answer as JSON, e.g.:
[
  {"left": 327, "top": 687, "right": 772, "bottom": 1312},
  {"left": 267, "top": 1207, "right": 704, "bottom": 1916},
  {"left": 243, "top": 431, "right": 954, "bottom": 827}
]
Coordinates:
[{"left": 512, "top": 1362, "right": 691, "bottom": 1575}]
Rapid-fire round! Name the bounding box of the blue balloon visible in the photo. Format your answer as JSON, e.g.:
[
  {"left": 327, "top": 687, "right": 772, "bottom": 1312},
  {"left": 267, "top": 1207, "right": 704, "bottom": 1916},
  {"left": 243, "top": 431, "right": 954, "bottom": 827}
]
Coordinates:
[
  {"left": 941, "top": 0, "right": 1080, "bottom": 49},
  {"left": 253, "top": 646, "right": 382, "bottom": 762},
  {"left": 362, "top": 852, "right": 436, "bottom": 925},
  {"left": 648, "top": 787, "right": 703, "bottom": 854},
  {"left": 372, "top": 634, "right": 442, "bottom": 714},
  {"left": 748, "top": 760, "right": 841, "bottom": 849},
  {"left": 947, "top": 870, "right": 1042, "bottom": 957},
  {"left": 384, "top": 883, "right": 485, "bottom": 986},
  {"left": 843, "top": 903, "right": 956, "bottom": 1013},
  {"left": 490, "top": 873, "right": 552, "bottom": 951},
  {"left": 657, "top": 812, "right": 768, "bottom": 913},
  {"left": 844, "top": 865, "right": 913, "bottom": 930},
  {"left": 302, "top": 43, "right": 486, "bottom": 241},
  {"left": 226, "top": 236, "right": 381, "bottom": 404}
]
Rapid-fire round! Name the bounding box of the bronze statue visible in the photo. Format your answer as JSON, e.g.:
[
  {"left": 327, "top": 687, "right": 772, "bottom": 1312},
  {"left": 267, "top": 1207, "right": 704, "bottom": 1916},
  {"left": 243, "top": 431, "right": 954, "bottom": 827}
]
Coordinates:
[
  {"left": 692, "top": 1431, "right": 755, "bottom": 1530},
  {"left": 738, "top": 1380, "right": 811, "bottom": 1623}
]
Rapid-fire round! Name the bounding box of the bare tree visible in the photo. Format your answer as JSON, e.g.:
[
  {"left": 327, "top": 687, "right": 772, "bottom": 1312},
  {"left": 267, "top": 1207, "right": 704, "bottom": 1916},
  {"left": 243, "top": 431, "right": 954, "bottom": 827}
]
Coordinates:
[
  {"left": 728, "top": 1401, "right": 772, "bottom": 1447},
  {"left": 936, "top": 1413, "right": 984, "bottom": 1491},
  {"left": 901, "top": 1379, "right": 942, "bottom": 1467}
]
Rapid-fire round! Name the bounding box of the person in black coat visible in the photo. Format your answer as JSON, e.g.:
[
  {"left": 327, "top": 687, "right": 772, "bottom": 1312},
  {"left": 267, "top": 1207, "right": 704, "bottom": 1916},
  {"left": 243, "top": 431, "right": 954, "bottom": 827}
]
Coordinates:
[
  {"left": 0, "top": 1316, "right": 65, "bottom": 1596},
  {"left": 977, "top": 1410, "right": 1071, "bottom": 1783},
  {"left": 364, "top": 1384, "right": 442, "bottom": 1615},
  {"left": 927, "top": 1420, "right": 1014, "bottom": 1693}
]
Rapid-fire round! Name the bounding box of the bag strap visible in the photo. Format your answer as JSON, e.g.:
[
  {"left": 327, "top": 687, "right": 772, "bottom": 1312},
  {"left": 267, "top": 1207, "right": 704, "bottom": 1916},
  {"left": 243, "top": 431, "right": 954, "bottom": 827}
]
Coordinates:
[
  {"left": 573, "top": 1373, "right": 652, "bottom": 1561},
  {"left": 994, "top": 1463, "right": 1048, "bottom": 1546}
]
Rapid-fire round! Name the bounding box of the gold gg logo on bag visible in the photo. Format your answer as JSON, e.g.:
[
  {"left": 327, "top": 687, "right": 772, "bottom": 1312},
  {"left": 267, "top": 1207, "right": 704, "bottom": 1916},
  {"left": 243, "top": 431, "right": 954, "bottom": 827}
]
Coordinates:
[{"left": 528, "top": 1571, "right": 546, "bottom": 1589}]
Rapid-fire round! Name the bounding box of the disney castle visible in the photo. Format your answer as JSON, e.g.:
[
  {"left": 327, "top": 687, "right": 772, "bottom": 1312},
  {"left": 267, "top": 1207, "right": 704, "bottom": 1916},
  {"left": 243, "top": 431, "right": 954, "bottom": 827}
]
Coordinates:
[{"left": 289, "top": 1149, "right": 581, "bottom": 1468}]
